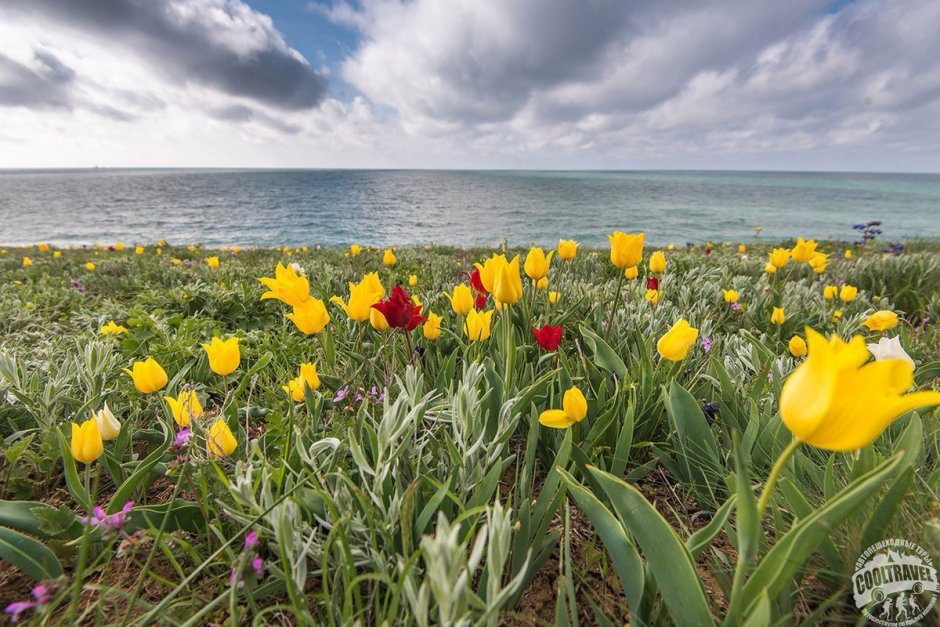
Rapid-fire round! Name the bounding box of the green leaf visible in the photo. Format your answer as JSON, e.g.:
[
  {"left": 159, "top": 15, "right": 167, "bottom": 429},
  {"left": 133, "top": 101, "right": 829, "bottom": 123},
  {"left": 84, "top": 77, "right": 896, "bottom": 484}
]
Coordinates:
[
  {"left": 0, "top": 526, "right": 63, "bottom": 581},
  {"left": 108, "top": 421, "right": 171, "bottom": 513},
  {"left": 588, "top": 465, "right": 715, "bottom": 627},
  {"left": 579, "top": 324, "right": 627, "bottom": 379},
  {"left": 740, "top": 453, "right": 902, "bottom": 614},
  {"left": 686, "top": 494, "right": 736, "bottom": 559},
  {"left": 56, "top": 429, "right": 90, "bottom": 511},
  {"left": 665, "top": 380, "right": 723, "bottom": 506},
  {"left": 558, "top": 468, "right": 645, "bottom": 613}
]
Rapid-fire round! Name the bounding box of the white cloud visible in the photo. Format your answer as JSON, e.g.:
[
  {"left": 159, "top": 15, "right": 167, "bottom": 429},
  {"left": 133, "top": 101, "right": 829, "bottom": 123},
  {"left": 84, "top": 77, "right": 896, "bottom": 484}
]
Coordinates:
[{"left": 1, "top": 0, "right": 940, "bottom": 170}]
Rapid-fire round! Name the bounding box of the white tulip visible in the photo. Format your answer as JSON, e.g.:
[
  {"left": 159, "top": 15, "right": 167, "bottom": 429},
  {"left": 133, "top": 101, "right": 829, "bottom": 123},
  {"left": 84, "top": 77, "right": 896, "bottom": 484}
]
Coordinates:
[
  {"left": 290, "top": 262, "right": 304, "bottom": 275},
  {"left": 94, "top": 402, "right": 122, "bottom": 441},
  {"left": 866, "top": 336, "right": 915, "bottom": 370}
]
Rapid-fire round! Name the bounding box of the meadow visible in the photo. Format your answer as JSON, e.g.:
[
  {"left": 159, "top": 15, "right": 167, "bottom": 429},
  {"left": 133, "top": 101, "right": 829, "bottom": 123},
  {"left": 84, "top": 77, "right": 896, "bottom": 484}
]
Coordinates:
[{"left": 1, "top": 232, "right": 939, "bottom": 625}]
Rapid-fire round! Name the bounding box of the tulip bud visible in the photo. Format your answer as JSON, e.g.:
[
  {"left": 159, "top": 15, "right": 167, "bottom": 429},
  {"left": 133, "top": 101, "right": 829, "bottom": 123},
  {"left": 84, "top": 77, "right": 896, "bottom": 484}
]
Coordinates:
[
  {"left": 771, "top": 307, "right": 786, "bottom": 325},
  {"left": 788, "top": 336, "right": 807, "bottom": 357},
  {"left": 124, "top": 357, "right": 168, "bottom": 394},
  {"left": 94, "top": 402, "right": 121, "bottom": 441},
  {"left": 202, "top": 337, "right": 240, "bottom": 376},
  {"left": 207, "top": 419, "right": 237, "bottom": 458},
  {"left": 648, "top": 251, "right": 666, "bottom": 274},
  {"left": 839, "top": 285, "right": 857, "bottom": 302}
]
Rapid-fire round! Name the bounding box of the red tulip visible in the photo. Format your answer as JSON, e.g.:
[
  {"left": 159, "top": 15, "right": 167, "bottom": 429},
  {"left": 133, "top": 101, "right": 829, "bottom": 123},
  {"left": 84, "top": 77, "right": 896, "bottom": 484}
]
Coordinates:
[
  {"left": 469, "top": 267, "right": 487, "bottom": 294},
  {"left": 371, "top": 285, "right": 427, "bottom": 331},
  {"left": 646, "top": 277, "right": 659, "bottom": 291},
  {"left": 532, "top": 324, "right": 563, "bottom": 351},
  {"left": 475, "top": 294, "right": 488, "bottom": 310}
]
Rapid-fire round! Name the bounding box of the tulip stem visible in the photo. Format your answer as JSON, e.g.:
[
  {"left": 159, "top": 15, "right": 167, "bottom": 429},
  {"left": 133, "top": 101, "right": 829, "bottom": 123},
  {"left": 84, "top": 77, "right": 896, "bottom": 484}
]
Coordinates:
[
  {"left": 605, "top": 272, "right": 626, "bottom": 331},
  {"left": 120, "top": 461, "right": 187, "bottom": 626},
  {"left": 756, "top": 437, "right": 801, "bottom": 519},
  {"left": 67, "top": 464, "right": 100, "bottom": 623}
]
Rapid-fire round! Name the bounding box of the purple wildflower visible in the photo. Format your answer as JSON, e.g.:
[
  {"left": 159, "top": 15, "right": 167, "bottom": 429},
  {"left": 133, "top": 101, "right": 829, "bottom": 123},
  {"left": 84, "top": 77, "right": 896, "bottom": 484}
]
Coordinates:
[
  {"left": 244, "top": 530, "right": 259, "bottom": 550},
  {"left": 174, "top": 428, "right": 193, "bottom": 450},
  {"left": 731, "top": 302, "right": 741, "bottom": 311},
  {"left": 71, "top": 278, "right": 86, "bottom": 292},
  {"left": 4, "top": 583, "right": 56, "bottom": 622},
  {"left": 252, "top": 556, "right": 264, "bottom": 578},
  {"left": 701, "top": 337, "right": 713, "bottom": 353},
  {"left": 84, "top": 501, "right": 134, "bottom": 533},
  {"left": 333, "top": 385, "right": 349, "bottom": 403}
]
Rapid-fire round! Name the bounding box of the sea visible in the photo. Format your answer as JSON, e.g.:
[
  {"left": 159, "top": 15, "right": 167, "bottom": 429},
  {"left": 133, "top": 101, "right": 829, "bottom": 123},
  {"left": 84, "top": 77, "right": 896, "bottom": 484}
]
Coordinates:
[{"left": 1, "top": 169, "right": 938, "bottom": 247}]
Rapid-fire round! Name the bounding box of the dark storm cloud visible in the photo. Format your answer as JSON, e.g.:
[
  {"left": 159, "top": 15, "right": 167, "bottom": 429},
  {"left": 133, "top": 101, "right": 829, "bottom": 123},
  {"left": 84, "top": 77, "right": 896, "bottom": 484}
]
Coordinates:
[
  {"left": 7, "top": 0, "right": 328, "bottom": 111},
  {"left": 0, "top": 51, "right": 74, "bottom": 109},
  {"left": 210, "top": 104, "right": 303, "bottom": 134}
]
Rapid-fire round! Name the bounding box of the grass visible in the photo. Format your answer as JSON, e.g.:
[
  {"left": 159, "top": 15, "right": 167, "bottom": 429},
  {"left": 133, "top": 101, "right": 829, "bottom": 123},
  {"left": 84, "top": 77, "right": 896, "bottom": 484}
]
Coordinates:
[{"left": 0, "top": 236, "right": 939, "bottom": 625}]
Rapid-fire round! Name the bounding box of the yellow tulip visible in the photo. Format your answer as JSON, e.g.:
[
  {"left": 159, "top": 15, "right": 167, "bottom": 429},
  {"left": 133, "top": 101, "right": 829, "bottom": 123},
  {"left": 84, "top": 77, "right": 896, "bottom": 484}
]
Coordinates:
[
  {"left": 549, "top": 291, "right": 560, "bottom": 304},
  {"left": 464, "top": 308, "right": 493, "bottom": 341},
  {"left": 839, "top": 285, "right": 857, "bottom": 302},
  {"left": 360, "top": 272, "right": 385, "bottom": 299},
  {"left": 823, "top": 285, "right": 838, "bottom": 300},
  {"left": 764, "top": 262, "right": 777, "bottom": 274},
  {"left": 557, "top": 239, "right": 578, "bottom": 260},
  {"left": 409, "top": 274, "right": 418, "bottom": 287},
  {"left": 135, "top": 246, "right": 144, "bottom": 255},
  {"left": 608, "top": 231, "right": 645, "bottom": 270},
  {"left": 70, "top": 418, "right": 103, "bottom": 464},
  {"left": 100, "top": 320, "right": 128, "bottom": 335},
  {"left": 331, "top": 275, "right": 384, "bottom": 322},
  {"left": 644, "top": 289, "right": 660, "bottom": 304},
  {"left": 259, "top": 262, "right": 310, "bottom": 307},
  {"left": 624, "top": 265, "right": 639, "bottom": 280},
  {"left": 54, "top": 250, "right": 62, "bottom": 258},
  {"left": 423, "top": 312, "right": 442, "bottom": 340},
  {"left": 474, "top": 253, "right": 508, "bottom": 293},
  {"left": 536, "top": 277, "right": 548, "bottom": 290},
  {"left": 771, "top": 307, "right": 786, "bottom": 325},
  {"left": 124, "top": 357, "right": 168, "bottom": 393},
  {"left": 22, "top": 257, "right": 32, "bottom": 267},
  {"left": 286, "top": 297, "right": 330, "bottom": 334},
  {"left": 833, "top": 310, "right": 843, "bottom": 321},
  {"left": 115, "top": 242, "right": 126, "bottom": 251},
  {"left": 789, "top": 335, "right": 807, "bottom": 357},
  {"left": 738, "top": 244, "right": 746, "bottom": 253},
  {"left": 206, "top": 256, "right": 220, "bottom": 269},
  {"left": 538, "top": 409, "right": 574, "bottom": 429},
  {"left": 85, "top": 262, "right": 96, "bottom": 271},
  {"left": 657, "top": 319, "right": 699, "bottom": 361},
  {"left": 790, "top": 237, "right": 818, "bottom": 263},
  {"left": 563, "top": 386, "right": 587, "bottom": 421},
  {"left": 283, "top": 363, "right": 321, "bottom": 401},
  {"left": 723, "top": 289, "right": 739, "bottom": 303},
  {"left": 648, "top": 250, "right": 667, "bottom": 274},
  {"left": 207, "top": 419, "right": 237, "bottom": 457},
  {"left": 370, "top": 307, "right": 389, "bottom": 331},
  {"left": 165, "top": 390, "right": 204, "bottom": 427},
  {"left": 492, "top": 255, "right": 523, "bottom": 306},
  {"left": 171, "top": 258, "right": 182, "bottom": 265},
  {"left": 863, "top": 310, "right": 898, "bottom": 332},
  {"left": 524, "top": 247, "right": 553, "bottom": 281},
  {"left": 780, "top": 328, "right": 940, "bottom": 451},
  {"left": 539, "top": 386, "right": 588, "bottom": 429},
  {"left": 768, "top": 248, "right": 790, "bottom": 269},
  {"left": 444, "top": 284, "right": 474, "bottom": 315},
  {"left": 383, "top": 249, "right": 397, "bottom": 266},
  {"left": 349, "top": 244, "right": 362, "bottom": 256},
  {"left": 808, "top": 252, "right": 828, "bottom": 274},
  {"left": 844, "top": 249, "right": 854, "bottom": 259},
  {"left": 37, "top": 243, "right": 50, "bottom": 253},
  {"left": 202, "top": 336, "right": 240, "bottom": 376}
]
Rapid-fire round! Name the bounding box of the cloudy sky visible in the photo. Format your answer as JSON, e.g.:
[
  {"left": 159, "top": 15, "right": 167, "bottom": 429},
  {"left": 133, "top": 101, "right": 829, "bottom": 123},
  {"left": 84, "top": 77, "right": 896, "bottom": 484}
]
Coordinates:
[{"left": 1, "top": 0, "right": 939, "bottom": 171}]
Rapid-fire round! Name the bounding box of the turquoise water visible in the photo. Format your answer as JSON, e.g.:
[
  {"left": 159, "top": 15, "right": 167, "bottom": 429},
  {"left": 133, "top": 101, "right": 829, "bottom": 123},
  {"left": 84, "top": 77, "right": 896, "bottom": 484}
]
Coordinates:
[{"left": 1, "top": 169, "right": 938, "bottom": 246}]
